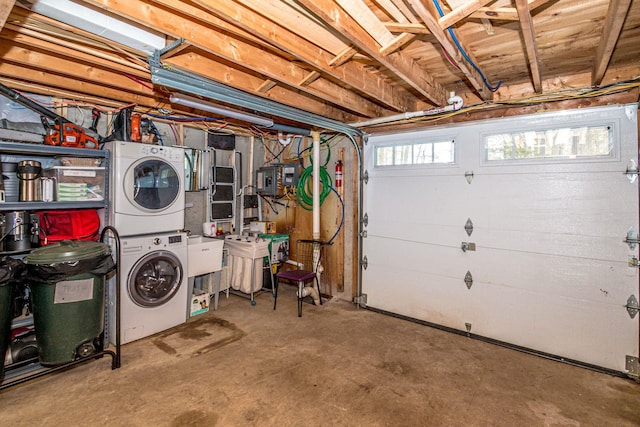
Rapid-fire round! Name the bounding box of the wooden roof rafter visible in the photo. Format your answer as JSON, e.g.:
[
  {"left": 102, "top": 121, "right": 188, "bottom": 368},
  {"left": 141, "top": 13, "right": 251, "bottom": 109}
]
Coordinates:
[
  {"left": 406, "top": 0, "right": 494, "bottom": 101},
  {"left": 592, "top": 0, "right": 633, "bottom": 86},
  {"left": 81, "top": 0, "right": 384, "bottom": 118},
  {"left": 176, "top": 0, "right": 416, "bottom": 114},
  {"left": 296, "top": 0, "right": 448, "bottom": 106},
  {"left": 515, "top": 0, "right": 542, "bottom": 93}
]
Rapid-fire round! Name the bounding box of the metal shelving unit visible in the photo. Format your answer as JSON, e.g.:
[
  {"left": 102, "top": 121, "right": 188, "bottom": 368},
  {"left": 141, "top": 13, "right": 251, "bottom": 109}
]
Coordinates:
[{"left": 0, "top": 140, "right": 120, "bottom": 390}]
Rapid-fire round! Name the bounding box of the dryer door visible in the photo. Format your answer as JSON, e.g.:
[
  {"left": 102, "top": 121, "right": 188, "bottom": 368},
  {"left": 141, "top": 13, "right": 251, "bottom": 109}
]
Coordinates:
[
  {"left": 124, "top": 158, "right": 181, "bottom": 212},
  {"left": 128, "top": 250, "right": 184, "bottom": 307}
]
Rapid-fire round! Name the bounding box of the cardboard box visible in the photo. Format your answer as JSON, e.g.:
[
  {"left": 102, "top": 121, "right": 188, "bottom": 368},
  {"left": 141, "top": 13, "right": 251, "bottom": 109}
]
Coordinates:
[
  {"left": 190, "top": 292, "right": 210, "bottom": 317},
  {"left": 260, "top": 233, "right": 289, "bottom": 264},
  {"left": 250, "top": 221, "right": 276, "bottom": 234}
]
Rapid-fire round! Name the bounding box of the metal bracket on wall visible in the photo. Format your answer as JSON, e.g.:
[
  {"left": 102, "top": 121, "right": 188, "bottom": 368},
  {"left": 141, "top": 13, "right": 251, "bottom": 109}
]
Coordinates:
[
  {"left": 464, "top": 271, "right": 473, "bottom": 289},
  {"left": 360, "top": 230, "right": 368, "bottom": 238},
  {"left": 625, "top": 294, "right": 639, "bottom": 319},
  {"left": 362, "top": 213, "right": 368, "bottom": 227},
  {"left": 354, "top": 294, "right": 368, "bottom": 307},
  {"left": 625, "top": 159, "right": 638, "bottom": 183},
  {"left": 626, "top": 355, "right": 640, "bottom": 378},
  {"left": 628, "top": 255, "right": 639, "bottom": 268},
  {"left": 465, "top": 218, "right": 473, "bottom": 236},
  {"left": 363, "top": 170, "right": 369, "bottom": 184},
  {"left": 361, "top": 255, "right": 368, "bottom": 270},
  {"left": 461, "top": 242, "right": 476, "bottom": 252},
  {"left": 624, "top": 227, "right": 639, "bottom": 250},
  {"left": 465, "top": 171, "right": 474, "bottom": 184}
]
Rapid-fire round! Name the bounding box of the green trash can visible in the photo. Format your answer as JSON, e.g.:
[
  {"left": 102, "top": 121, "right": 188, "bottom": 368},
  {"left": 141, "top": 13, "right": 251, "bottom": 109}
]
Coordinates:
[
  {"left": 24, "top": 241, "right": 114, "bottom": 366},
  {"left": 0, "top": 256, "right": 26, "bottom": 381}
]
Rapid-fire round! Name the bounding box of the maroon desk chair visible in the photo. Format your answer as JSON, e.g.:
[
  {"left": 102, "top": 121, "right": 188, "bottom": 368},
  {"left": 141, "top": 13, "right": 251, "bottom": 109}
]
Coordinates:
[{"left": 273, "top": 239, "right": 326, "bottom": 317}]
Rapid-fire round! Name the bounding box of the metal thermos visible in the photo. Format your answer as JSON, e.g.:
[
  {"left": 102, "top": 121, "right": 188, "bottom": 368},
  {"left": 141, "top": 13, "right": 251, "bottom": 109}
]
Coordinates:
[{"left": 17, "top": 160, "right": 42, "bottom": 202}]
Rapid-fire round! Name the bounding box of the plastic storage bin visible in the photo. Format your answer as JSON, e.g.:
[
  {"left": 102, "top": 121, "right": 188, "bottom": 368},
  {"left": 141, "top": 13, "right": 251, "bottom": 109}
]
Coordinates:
[
  {"left": 44, "top": 166, "right": 105, "bottom": 201},
  {"left": 24, "top": 241, "right": 114, "bottom": 366}
]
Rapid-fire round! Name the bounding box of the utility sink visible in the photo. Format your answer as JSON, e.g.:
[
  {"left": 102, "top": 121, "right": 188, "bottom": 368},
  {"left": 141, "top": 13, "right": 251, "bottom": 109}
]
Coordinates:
[
  {"left": 187, "top": 235, "right": 224, "bottom": 277},
  {"left": 223, "top": 234, "right": 270, "bottom": 259}
]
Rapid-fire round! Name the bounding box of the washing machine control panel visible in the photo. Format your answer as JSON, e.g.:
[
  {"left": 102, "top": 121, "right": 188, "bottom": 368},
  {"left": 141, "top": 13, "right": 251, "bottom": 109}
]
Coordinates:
[{"left": 168, "top": 235, "right": 183, "bottom": 244}]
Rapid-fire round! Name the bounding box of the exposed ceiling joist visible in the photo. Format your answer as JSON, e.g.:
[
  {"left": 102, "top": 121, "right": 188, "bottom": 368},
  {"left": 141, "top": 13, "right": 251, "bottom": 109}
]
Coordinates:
[
  {"left": 406, "top": 0, "right": 493, "bottom": 101},
  {"left": 515, "top": 0, "right": 542, "bottom": 93},
  {"left": 82, "top": 0, "right": 383, "bottom": 118},
  {"left": 296, "top": 0, "right": 448, "bottom": 106},
  {"left": 592, "top": 0, "right": 633, "bottom": 86},
  {"left": 189, "top": 0, "right": 414, "bottom": 113},
  {"left": 0, "top": 0, "right": 16, "bottom": 30},
  {"left": 438, "top": 0, "right": 494, "bottom": 30}
]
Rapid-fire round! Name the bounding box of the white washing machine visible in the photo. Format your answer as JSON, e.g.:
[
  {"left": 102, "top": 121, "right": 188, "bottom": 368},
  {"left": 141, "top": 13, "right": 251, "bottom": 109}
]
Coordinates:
[
  {"left": 108, "top": 232, "right": 189, "bottom": 345},
  {"left": 105, "top": 141, "right": 185, "bottom": 237}
]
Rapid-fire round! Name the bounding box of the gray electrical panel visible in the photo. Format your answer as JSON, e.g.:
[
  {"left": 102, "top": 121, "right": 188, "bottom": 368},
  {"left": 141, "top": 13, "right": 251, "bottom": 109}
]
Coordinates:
[
  {"left": 281, "top": 163, "right": 299, "bottom": 186},
  {"left": 256, "top": 165, "right": 279, "bottom": 196}
]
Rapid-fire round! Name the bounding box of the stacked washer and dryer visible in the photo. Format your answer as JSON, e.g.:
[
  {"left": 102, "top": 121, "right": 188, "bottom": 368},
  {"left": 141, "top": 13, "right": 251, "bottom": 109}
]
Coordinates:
[{"left": 104, "top": 141, "right": 188, "bottom": 345}]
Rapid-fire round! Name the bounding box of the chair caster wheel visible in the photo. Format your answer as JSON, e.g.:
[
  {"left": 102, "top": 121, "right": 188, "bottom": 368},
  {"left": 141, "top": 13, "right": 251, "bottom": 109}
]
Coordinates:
[{"left": 251, "top": 300, "right": 257, "bottom": 306}]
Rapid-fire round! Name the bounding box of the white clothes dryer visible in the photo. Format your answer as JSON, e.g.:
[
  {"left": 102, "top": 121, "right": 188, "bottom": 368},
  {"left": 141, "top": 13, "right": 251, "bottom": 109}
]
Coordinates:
[
  {"left": 105, "top": 141, "right": 185, "bottom": 237},
  {"left": 108, "top": 232, "right": 189, "bottom": 345}
]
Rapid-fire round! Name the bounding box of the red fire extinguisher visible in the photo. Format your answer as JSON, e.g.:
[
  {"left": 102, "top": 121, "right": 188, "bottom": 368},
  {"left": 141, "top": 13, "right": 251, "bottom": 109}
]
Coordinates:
[{"left": 335, "top": 160, "right": 343, "bottom": 188}]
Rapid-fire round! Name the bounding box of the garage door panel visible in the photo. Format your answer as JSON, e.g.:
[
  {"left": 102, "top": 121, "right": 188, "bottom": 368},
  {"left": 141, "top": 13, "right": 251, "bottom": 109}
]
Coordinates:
[
  {"left": 363, "top": 104, "right": 639, "bottom": 374},
  {"left": 463, "top": 282, "right": 638, "bottom": 371},
  {"left": 467, "top": 172, "right": 636, "bottom": 237},
  {"left": 467, "top": 249, "right": 634, "bottom": 306}
]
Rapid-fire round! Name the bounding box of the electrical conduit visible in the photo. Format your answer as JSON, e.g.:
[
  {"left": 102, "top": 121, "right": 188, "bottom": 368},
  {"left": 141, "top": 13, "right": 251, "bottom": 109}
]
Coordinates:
[{"left": 350, "top": 93, "right": 463, "bottom": 128}]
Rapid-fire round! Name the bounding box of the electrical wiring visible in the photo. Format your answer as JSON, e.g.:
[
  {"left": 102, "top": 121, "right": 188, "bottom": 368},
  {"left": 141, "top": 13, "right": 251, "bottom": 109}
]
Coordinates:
[
  {"left": 432, "top": 0, "right": 502, "bottom": 92},
  {"left": 327, "top": 187, "right": 344, "bottom": 245},
  {"left": 359, "top": 77, "right": 640, "bottom": 128}
]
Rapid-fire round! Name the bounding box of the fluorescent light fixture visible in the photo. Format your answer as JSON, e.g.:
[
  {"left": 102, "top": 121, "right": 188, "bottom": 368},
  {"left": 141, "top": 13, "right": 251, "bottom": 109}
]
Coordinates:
[
  {"left": 170, "top": 93, "right": 274, "bottom": 127},
  {"left": 30, "top": 0, "right": 166, "bottom": 54}
]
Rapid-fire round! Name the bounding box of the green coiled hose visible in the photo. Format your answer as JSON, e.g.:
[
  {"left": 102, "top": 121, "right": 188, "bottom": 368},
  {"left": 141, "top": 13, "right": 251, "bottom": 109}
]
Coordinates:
[{"left": 296, "top": 165, "right": 333, "bottom": 210}]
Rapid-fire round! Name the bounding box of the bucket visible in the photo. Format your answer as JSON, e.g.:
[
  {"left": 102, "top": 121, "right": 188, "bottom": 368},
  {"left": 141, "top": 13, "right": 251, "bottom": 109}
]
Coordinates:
[{"left": 2, "top": 162, "right": 19, "bottom": 202}]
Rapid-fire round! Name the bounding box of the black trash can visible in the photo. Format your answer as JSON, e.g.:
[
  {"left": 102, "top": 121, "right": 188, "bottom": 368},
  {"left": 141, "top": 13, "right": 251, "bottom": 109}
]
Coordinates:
[
  {"left": 0, "top": 257, "right": 26, "bottom": 381},
  {"left": 24, "top": 241, "right": 114, "bottom": 366}
]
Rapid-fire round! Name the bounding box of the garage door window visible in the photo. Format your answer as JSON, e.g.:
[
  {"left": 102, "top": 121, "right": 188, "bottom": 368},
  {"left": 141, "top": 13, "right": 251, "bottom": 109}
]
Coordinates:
[
  {"left": 484, "top": 124, "right": 613, "bottom": 161},
  {"left": 375, "top": 140, "right": 455, "bottom": 166}
]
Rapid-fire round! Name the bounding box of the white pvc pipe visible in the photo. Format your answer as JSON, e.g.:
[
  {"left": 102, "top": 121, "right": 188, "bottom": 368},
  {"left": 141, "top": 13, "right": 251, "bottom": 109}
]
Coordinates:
[
  {"left": 311, "top": 131, "right": 321, "bottom": 240},
  {"left": 350, "top": 93, "right": 464, "bottom": 128}
]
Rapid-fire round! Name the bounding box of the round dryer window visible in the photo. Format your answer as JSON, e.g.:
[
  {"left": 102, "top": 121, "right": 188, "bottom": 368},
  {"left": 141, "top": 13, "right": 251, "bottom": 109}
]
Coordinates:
[
  {"left": 128, "top": 251, "right": 184, "bottom": 307},
  {"left": 127, "top": 159, "right": 180, "bottom": 211}
]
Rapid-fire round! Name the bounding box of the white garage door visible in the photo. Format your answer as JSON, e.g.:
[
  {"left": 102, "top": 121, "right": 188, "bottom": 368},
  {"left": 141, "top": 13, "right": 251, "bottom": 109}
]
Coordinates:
[{"left": 362, "top": 104, "right": 639, "bottom": 374}]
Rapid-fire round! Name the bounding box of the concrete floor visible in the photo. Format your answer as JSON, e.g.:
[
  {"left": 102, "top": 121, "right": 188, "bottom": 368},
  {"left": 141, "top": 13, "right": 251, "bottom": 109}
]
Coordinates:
[{"left": 1, "top": 285, "right": 639, "bottom": 426}]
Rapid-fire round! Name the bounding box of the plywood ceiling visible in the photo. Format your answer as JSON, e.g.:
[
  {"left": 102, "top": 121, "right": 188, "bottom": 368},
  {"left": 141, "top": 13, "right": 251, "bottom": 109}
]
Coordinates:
[{"left": 0, "top": 0, "right": 639, "bottom": 128}]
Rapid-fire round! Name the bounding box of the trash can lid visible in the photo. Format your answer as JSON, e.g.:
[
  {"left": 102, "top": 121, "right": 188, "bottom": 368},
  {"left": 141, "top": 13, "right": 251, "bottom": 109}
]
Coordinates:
[{"left": 24, "top": 240, "right": 110, "bottom": 265}]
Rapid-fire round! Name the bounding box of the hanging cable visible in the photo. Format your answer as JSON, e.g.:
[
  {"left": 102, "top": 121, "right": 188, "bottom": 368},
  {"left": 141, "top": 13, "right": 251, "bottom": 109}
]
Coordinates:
[
  {"left": 327, "top": 187, "right": 344, "bottom": 245},
  {"left": 296, "top": 164, "right": 332, "bottom": 210},
  {"left": 432, "top": 0, "right": 502, "bottom": 92}
]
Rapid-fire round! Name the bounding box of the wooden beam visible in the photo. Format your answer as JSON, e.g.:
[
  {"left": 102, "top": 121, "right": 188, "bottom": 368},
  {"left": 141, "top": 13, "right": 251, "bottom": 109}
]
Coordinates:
[
  {"left": 299, "top": 71, "right": 321, "bottom": 86},
  {"left": 406, "top": 0, "right": 492, "bottom": 101},
  {"left": 336, "top": 0, "right": 395, "bottom": 46},
  {"left": 296, "top": 0, "right": 447, "bottom": 106},
  {"left": 0, "top": 0, "right": 16, "bottom": 31},
  {"left": 228, "top": 0, "right": 416, "bottom": 111},
  {"left": 329, "top": 47, "right": 358, "bottom": 67},
  {"left": 165, "top": 52, "right": 362, "bottom": 123},
  {"left": 82, "top": 0, "right": 386, "bottom": 118},
  {"left": 438, "top": 0, "right": 494, "bottom": 30},
  {"left": 379, "top": 33, "right": 416, "bottom": 56},
  {"left": 471, "top": 0, "right": 555, "bottom": 21},
  {"left": 2, "top": 24, "right": 149, "bottom": 75},
  {"left": 384, "top": 22, "right": 431, "bottom": 34},
  {"left": 515, "top": 0, "right": 542, "bottom": 93},
  {"left": 256, "top": 79, "right": 277, "bottom": 93},
  {"left": 592, "top": 0, "right": 633, "bottom": 86}
]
